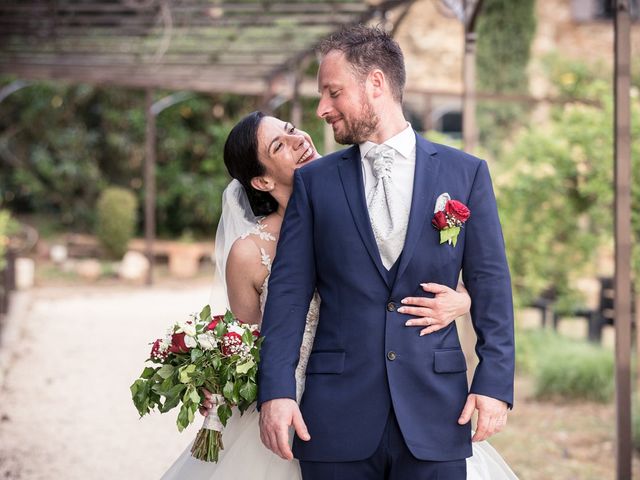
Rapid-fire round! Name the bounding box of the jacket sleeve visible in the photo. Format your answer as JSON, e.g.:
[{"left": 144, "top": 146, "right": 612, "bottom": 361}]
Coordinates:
[
  {"left": 257, "top": 169, "right": 316, "bottom": 408},
  {"left": 461, "top": 159, "right": 515, "bottom": 408}
]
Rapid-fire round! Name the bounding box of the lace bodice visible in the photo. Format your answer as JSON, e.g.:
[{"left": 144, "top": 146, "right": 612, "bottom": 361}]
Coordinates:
[{"left": 244, "top": 221, "right": 320, "bottom": 404}]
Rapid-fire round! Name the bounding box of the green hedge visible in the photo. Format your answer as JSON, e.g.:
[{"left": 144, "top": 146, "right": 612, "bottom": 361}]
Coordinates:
[
  {"left": 95, "top": 187, "right": 137, "bottom": 259},
  {"left": 0, "top": 209, "right": 11, "bottom": 271},
  {"left": 516, "top": 329, "right": 614, "bottom": 403}
]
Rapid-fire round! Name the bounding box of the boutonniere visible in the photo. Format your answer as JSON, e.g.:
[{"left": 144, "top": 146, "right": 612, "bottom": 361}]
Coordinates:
[{"left": 431, "top": 193, "right": 470, "bottom": 247}]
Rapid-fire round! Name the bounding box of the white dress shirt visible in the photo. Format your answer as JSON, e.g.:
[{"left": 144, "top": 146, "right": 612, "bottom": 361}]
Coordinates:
[{"left": 359, "top": 123, "right": 417, "bottom": 230}]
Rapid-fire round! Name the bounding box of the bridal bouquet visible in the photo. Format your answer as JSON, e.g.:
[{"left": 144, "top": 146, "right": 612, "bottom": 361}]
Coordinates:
[{"left": 130, "top": 306, "right": 262, "bottom": 462}]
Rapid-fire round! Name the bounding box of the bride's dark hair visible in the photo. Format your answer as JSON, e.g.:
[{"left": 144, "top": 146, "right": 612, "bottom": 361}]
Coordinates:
[{"left": 223, "top": 111, "right": 279, "bottom": 217}]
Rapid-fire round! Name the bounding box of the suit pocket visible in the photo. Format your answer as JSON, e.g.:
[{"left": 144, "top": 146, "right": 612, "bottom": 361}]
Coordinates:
[
  {"left": 433, "top": 348, "right": 467, "bottom": 374},
  {"left": 306, "top": 351, "right": 345, "bottom": 375}
]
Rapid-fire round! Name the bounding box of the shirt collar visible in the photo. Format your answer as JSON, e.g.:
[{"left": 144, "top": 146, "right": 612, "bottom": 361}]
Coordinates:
[{"left": 359, "top": 123, "right": 415, "bottom": 161}]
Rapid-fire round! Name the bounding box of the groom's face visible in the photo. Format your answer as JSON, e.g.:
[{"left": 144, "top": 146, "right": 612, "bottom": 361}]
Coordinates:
[{"left": 317, "top": 50, "right": 378, "bottom": 145}]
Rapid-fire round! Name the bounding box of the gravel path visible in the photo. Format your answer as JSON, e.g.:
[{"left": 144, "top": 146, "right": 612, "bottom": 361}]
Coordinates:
[{"left": 0, "top": 280, "right": 225, "bottom": 480}]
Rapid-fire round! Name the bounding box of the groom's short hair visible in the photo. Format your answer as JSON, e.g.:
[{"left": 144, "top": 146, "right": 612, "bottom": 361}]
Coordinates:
[{"left": 317, "top": 24, "right": 406, "bottom": 103}]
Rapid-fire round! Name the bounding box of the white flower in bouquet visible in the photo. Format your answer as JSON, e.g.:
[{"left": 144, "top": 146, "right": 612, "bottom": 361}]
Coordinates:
[
  {"left": 176, "top": 318, "right": 197, "bottom": 337},
  {"left": 197, "top": 332, "right": 217, "bottom": 351}
]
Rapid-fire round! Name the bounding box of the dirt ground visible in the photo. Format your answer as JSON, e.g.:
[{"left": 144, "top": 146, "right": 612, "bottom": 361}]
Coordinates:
[{"left": 0, "top": 280, "right": 637, "bottom": 479}]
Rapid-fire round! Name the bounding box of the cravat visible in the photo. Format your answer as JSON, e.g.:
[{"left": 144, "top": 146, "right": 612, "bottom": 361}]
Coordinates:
[{"left": 366, "top": 144, "right": 408, "bottom": 270}]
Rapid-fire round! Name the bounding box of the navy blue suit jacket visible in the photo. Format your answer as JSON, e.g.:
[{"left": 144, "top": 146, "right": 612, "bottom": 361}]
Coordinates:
[{"left": 257, "top": 133, "right": 515, "bottom": 462}]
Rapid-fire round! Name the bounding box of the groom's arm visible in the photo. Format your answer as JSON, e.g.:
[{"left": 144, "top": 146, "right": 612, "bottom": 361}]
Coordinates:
[
  {"left": 461, "top": 159, "right": 515, "bottom": 408},
  {"left": 257, "top": 168, "right": 316, "bottom": 407}
]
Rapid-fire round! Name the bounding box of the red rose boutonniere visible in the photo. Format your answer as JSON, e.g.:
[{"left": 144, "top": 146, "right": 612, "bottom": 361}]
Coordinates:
[{"left": 431, "top": 193, "right": 470, "bottom": 247}]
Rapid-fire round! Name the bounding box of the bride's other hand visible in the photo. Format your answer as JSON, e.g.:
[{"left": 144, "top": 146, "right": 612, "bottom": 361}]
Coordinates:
[
  {"left": 398, "top": 282, "right": 471, "bottom": 336},
  {"left": 198, "top": 388, "right": 214, "bottom": 417}
]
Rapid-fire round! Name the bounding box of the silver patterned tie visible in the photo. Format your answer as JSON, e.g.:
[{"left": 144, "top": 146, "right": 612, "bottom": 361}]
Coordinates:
[{"left": 366, "top": 144, "right": 408, "bottom": 270}]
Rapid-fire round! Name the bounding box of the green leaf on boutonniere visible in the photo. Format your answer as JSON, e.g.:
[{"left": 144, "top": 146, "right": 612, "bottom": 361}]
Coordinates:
[{"left": 440, "top": 226, "right": 461, "bottom": 246}]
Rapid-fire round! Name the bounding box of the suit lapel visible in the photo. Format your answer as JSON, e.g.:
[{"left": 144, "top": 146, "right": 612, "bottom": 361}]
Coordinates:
[
  {"left": 394, "top": 134, "right": 440, "bottom": 284},
  {"left": 337, "top": 146, "right": 391, "bottom": 288}
]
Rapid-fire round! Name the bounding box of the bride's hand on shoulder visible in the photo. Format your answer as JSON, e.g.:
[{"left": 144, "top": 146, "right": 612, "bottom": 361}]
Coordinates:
[{"left": 398, "top": 282, "right": 471, "bottom": 336}]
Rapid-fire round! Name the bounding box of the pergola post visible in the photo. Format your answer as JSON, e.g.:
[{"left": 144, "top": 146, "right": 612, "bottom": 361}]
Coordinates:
[
  {"left": 291, "top": 67, "right": 303, "bottom": 129},
  {"left": 613, "top": 1, "right": 632, "bottom": 479},
  {"left": 462, "top": 0, "right": 483, "bottom": 153},
  {"left": 144, "top": 89, "right": 157, "bottom": 286}
]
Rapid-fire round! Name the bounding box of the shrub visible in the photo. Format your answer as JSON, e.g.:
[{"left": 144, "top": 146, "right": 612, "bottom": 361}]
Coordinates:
[
  {"left": 95, "top": 187, "right": 137, "bottom": 259},
  {"left": 0, "top": 209, "right": 12, "bottom": 271},
  {"left": 633, "top": 399, "right": 640, "bottom": 452},
  {"left": 517, "top": 329, "right": 614, "bottom": 403}
]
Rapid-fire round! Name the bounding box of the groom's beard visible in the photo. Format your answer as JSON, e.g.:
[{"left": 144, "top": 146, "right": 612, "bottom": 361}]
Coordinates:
[{"left": 334, "top": 98, "right": 379, "bottom": 145}]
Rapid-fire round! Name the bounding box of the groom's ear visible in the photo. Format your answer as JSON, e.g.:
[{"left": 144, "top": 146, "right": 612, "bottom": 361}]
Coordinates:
[
  {"left": 369, "top": 69, "right": 385, "bottom": 99},
  {"left": 250, "top": 176, "right": 274, "bottom": 192}
]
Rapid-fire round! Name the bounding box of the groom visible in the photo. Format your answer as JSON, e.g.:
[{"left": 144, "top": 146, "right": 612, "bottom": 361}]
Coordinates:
[{"left": 258, "top": 25, "right": 514, "bottom": 479}]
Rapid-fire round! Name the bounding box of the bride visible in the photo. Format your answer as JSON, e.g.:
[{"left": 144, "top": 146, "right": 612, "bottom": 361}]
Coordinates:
[{"left": 161, "top": 111, "right": 517, "bottom": 479}]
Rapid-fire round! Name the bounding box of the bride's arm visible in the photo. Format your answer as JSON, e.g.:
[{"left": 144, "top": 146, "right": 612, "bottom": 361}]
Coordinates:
[{"left": 225, "top": 238, "right": 265, "bottom": 325}]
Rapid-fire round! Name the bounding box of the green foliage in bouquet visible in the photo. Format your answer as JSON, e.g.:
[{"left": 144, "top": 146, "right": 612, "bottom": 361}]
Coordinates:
[
  {"left": 130, "top": 306, "right": 262, "bottom": 462},
  {"left": 95, "top": 186, "right": 137, "bottom": 259}
]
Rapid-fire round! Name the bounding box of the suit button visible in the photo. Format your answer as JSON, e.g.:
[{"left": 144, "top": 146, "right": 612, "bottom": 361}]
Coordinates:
[
  {"left": 387, "top": 302, "right": 396, "bottom": 312},
  {"left": 387, "top": 351, "right": 397, "bottom": 361}
]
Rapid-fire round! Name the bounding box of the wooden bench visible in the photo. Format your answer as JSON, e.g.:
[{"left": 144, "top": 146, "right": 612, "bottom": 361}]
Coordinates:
[
  {"left": 530, "top": 278, "right": 636, "bottom": 342},
  {"left": 65, "top": 234, "right": 213, "bottom": 278}
]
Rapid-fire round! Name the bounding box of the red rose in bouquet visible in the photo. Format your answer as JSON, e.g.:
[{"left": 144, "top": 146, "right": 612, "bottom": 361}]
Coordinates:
[
  {"left": 206, "top": 315, "right": 224, "bottom": 332},
  {"left": 169, "top": 332, "right": 190, "bottom": 354},
  {"left": 131, "top": 307, "right": 262, "bottom": 463}
]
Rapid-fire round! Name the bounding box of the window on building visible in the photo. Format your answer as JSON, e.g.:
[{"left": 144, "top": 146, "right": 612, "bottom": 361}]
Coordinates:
[{"left": 436, "top": 110, "right": 462, "bottom": 139}]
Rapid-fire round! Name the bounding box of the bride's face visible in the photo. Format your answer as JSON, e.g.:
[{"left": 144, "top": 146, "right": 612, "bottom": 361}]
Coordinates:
[{"left": 256, "top": 116, "right": 321, "bottom": 188}]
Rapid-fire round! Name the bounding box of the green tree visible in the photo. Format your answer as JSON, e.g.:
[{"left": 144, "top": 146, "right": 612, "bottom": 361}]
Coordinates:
[
  {"left": 496, "top": 59, "right": 640, "bottom": 309},
  {"left": 476, "top": 0, "right": 536, "bottom": 154}
]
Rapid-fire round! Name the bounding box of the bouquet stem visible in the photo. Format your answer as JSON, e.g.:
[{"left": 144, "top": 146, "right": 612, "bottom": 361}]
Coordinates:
[
  {"left": 191, "top": 426, "right": 224, "bottom": 462},
  {"left": 190, "top": 393, "right": 226, "bottom": 462}
]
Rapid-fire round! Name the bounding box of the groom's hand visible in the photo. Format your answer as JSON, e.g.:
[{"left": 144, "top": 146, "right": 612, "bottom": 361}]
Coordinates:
[
  {"left": 259, "top": 398, "right": 310, "bottom": 460},
  {"left": 458, "top": 393, "right": 508, "bottom": 442}
]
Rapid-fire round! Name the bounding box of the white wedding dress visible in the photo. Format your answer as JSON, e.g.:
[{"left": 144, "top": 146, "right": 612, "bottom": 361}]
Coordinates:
[{"left": 160, "top": 221, "right": 518, "bottom": 480}]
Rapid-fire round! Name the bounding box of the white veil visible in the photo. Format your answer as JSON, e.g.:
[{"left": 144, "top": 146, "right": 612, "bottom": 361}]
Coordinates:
[{"left": 211, "top": 179, "right": 258, "bottom": 306}]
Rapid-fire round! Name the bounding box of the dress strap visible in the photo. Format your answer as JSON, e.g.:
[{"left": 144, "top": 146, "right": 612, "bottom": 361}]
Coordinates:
[{"left": 239, "top": 221, "right": 276, "bottom": 242}]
